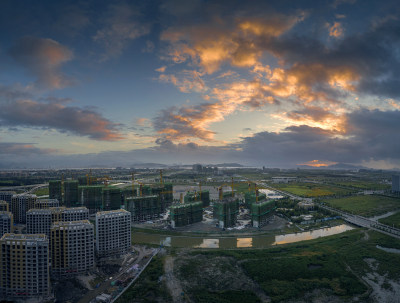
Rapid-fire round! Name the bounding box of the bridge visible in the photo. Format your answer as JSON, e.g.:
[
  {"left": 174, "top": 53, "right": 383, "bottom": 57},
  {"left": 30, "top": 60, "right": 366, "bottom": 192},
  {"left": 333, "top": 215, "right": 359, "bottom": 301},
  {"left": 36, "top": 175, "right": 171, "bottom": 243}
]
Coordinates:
[{"left": 258, "top": 182, "right": 400, "bottom": 239}]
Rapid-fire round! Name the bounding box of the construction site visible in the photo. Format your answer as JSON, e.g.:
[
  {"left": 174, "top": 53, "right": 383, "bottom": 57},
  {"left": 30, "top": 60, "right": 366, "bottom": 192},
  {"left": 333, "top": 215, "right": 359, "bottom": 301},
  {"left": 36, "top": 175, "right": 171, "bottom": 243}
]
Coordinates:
[{"left": 170, "top": 201, "right": 203, "bottom": 228}]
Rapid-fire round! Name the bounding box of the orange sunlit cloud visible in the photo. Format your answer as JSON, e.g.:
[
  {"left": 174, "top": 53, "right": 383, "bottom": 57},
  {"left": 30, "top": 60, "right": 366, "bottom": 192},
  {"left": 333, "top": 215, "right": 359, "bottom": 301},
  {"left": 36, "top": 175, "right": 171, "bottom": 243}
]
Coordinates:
[
  {"left": 328, "top": 22, "right": 344, "bottom": 38},
  {"left": 297, "top": 160, "right": 338, "bottom": 167}
]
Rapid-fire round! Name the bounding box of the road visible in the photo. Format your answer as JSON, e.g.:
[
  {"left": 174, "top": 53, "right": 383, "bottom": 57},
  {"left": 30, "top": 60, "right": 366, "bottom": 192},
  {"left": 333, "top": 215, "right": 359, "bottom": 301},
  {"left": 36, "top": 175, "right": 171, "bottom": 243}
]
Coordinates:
[{"left": 77, "top": 247, "right": 157, "bottom": 303}]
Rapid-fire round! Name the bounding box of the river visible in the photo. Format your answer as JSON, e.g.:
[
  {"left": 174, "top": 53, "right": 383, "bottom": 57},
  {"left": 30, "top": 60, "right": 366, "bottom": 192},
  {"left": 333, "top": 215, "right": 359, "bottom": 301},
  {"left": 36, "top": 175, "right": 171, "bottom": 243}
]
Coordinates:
[{"left": 132, "top": 224, "right": 354, "bottom": 249}]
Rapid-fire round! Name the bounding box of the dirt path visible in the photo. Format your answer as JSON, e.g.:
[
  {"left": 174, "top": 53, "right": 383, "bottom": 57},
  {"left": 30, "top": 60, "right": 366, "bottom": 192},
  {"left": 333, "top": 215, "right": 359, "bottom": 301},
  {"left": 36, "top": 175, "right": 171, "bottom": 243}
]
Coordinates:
[{"left": 164, "top": 256, "right": 189, "bottom": 303}]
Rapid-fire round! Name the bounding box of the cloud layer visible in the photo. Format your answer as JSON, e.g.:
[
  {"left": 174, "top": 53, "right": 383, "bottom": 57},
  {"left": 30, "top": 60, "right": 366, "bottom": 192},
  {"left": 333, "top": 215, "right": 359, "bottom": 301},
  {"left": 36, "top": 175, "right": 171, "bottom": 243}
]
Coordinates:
[{"left": 10, "top": 37, "right": 73, "bottom": 89}]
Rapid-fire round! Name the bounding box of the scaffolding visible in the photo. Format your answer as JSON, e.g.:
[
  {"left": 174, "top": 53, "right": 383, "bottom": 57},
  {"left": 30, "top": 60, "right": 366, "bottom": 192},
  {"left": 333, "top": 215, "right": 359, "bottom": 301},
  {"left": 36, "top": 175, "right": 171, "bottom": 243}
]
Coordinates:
[
  {"left": 102, "top": 188, "right": 122, "bottom": 210},
  {"left": 49, "top": 180, "right": 62, "bottom": 202},
  {"left": 244, "top": 192, "right": 266, "bottom": 208},
  {"left": 125, "top": 195, "right": 161, "bottom": 222},
  {"left": 78, "top": 186, "right": 103, "bottom": 212},
  {"left": 251, "top": 200, "right": 276, "bottom": 228},
  {"left": 213, "top": 198, "right": 239, "bottom": 228},
  {"left": 170, "top": 201, "right": 203, "bottom": 228},
  {"left": 63, "top": 180, "right": 79, "bottom": 207},
  {"left": 184, "top": 190, "right": 210, "bottom": 207}
]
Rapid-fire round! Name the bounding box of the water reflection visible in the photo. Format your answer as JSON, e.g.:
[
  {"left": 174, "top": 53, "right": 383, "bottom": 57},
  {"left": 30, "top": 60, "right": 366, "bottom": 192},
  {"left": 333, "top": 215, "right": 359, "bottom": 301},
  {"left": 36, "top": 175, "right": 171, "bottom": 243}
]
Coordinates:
[
  {"left": 194, "top": 239, "right": 219, "bottom": 248},
  {"left": 133, "top": 224, "right": 354, "bottom": 249},
  {"left": 237, "top": 238, "right": 252, "bottom": 248},
  {"left": 273, "top": 225, "right": 354, "bottom": 245}
]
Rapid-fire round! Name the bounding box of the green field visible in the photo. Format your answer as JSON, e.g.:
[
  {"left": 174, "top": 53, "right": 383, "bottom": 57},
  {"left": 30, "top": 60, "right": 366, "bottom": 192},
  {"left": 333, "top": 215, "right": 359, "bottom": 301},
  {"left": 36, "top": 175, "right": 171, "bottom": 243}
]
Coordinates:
[
  {"left": 379, "top": 212, "right": 400, "bottom": 228},
  {"left": 272, "top": 183, "right": 355, "bottom": 197},
  {"left": 116, "top": 256, "right": 171, "bottom": 303},
  {"left": 332, "top": 181, "right": 390, "bottom": 190},
  {"left": 33, "top": 187, "right": 49, "bottom": 196},
  {"left": 324, "top": 195, "right": 400, "bottom": 216}
]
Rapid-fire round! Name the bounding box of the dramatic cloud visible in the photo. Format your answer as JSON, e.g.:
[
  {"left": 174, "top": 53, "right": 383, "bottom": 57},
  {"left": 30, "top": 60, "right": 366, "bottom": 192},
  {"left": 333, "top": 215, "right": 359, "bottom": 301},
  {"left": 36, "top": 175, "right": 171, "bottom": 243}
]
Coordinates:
[
  {"left": 161, "top": 10, "right": 305, "bottom": 73},
  {"left": 9, "top": 37, "right": 73, "bottom": 89},
  {"left": 158, "top": 70, "right": 207, "bottom": 93},
  {"left": 0, "top": 99, "right": 123, "bottom": 141},
  {"left": 240, "top": 108, "right": 400, "bottom": 167},
  {"left": 93, "top": 3, "right": 151, "bottom": 60}
]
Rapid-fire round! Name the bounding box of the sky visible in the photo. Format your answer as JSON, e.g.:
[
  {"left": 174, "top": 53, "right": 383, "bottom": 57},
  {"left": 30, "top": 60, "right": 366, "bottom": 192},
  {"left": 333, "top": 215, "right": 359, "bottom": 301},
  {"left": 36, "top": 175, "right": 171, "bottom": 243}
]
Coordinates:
[{"left": 1, "top": 0, "right": 400, "bottom": 169}]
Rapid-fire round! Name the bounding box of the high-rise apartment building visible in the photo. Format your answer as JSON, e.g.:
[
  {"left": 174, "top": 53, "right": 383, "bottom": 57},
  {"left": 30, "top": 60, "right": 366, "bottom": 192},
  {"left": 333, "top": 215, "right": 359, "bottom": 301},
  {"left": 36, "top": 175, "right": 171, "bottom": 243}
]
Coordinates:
[
  {"left": 0, "top": 234, "right": 50, "bottom": 301},
  {"left": 26, "top": 209, "right": 52, "bottom": 237},
  {"left": 95, "top": 209, "right": 131, "bottom": 257},
  {"left": 48, "top": 180, "right": 62, "bottom": 202},
  {"left": 34, "top": 199, "right": 59, "bottom": 209},
  {"left": 27, "top": 207, "right": 89, "bottom": 237},
  {"left": 0, "top": 201, "right": 9, "bottom": 212},
  {"left": 0, "top": 212, "right": 13, "bottom": 237},
  {"left": 0, "top": 192, "right": 15, "bottom": 204},
  {"left": 392, "top": 175, "right": 400, "bottom": 192},
  {"left": 63, "top": 180, "right": 79, "bottom": 207},
  {"left": 10, "top": 194, "right": 37, "bottom": 224},
  {"left": 50, "top": 220, "right": 94, "bottom": 275}
]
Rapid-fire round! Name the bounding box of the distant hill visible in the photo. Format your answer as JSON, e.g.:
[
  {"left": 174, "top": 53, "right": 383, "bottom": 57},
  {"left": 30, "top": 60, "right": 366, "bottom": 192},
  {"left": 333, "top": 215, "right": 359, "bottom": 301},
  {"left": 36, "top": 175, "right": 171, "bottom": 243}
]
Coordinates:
[
  {"left": 131, "top": 163, "right": 169, "bottom": 168},
  {"left": 297, "top": 162, "right": 366, "bottom": 170},
  {"left": 213, "top": 163, "right": 244, "bottom": 167}
]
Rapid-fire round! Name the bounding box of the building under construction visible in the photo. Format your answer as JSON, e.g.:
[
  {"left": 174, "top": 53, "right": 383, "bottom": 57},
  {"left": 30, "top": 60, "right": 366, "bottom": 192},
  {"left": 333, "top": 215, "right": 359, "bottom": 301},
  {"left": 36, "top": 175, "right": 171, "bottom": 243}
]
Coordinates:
[
  {"left": 10, "top": 194, "right": 37, "bottom": 224},
  {"left": 0, "top": 192, "right": 15, "bottom": 204},
  {"left": 50, "top": 220, "right": 94, "bottom": 276},
  {"left": 34, "top": 199, "right": 59, "bottom": 209},
  {"left": 0, "top": 234, "right": 50, "bottom": 301},
  {"left": 102, "top": 187, "right": 122, "bottom": 210},
  {"left": 214, "top": 198, "right": 239, "bottom": 228},
  {"left": 64, "top": 180, "right": 79, "bottom": 207},
  {"left": 49, "top": 180, "right": 62, "bottom": 202},
  {"left": 0, "top": 212, "right": 13, "bottom": 237},
  {"left": 184, "top": 191, "right": 210, "bottom": 207},
  {"left": 244, "top": 192, "right": 267, "bottom": 208},
  {"left": 125, "top": 195, "right": 162, "bottom": 222},
  {"left": 79, "top": 185, "right": 103, "bottom": 212},
  {"left": 0, "top": 201, "right": 8, "bottom": 212},
  {"left": 170, "top": 201, "right": 203, "bottom": 228},
  {"left": 251, "top": 200, "right": 276, "bottom": 228}
]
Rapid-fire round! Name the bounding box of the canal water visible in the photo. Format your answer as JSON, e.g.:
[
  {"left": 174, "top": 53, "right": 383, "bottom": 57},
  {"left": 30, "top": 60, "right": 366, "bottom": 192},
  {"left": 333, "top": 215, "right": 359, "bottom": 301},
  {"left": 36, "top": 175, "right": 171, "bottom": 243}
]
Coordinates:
[{"left": 133, "top": 224, "right": 354, "bottom": 249}]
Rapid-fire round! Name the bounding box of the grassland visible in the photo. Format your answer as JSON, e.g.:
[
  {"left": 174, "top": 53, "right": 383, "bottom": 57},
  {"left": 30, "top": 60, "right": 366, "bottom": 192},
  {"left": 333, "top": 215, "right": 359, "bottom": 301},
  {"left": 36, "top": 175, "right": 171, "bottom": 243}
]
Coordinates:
[
  {"left": 116, "top": 256, "right": 171, "bottom": 303},
  {"left": 271, "top": 182, "right": 355, "bottom": 197},
  {"left": 33, "top": 187, "right": 49, "bottom": 196},
  {"left": 331, "top": 181, "right": 390, "bottom": 190},
  {"left": 378, "top": 212, "right": 400, "bottom": 228},
  {"left": 324, "top": 195, "right": 400, "bottom": 216},
  {"left": 122, "top": 230, "right": 400, "bottom": 302}
]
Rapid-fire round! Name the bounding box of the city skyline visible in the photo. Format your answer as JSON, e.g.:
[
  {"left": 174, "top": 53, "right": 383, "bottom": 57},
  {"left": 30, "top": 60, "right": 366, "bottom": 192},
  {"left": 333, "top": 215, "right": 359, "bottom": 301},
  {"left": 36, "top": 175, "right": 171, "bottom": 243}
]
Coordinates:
[{"left": 1, "top": 0, "right": 400, "bottom": 169}]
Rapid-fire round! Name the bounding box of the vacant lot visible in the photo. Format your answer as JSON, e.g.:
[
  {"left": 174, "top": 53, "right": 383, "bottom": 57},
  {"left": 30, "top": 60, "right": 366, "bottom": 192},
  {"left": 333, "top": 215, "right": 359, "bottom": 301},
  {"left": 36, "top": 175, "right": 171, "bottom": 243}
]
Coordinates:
[
  {"left": 324, "top": 195, "right": 400, "bottom": 217},
  {"left": 119, "top": 230, "right": 400, "bottom": 302},
  {"left": 272, "top": 183, "right": 355, "bottom": 197},
  {"left": 379, "top": 212, "right": 400, "bottom": 228}
]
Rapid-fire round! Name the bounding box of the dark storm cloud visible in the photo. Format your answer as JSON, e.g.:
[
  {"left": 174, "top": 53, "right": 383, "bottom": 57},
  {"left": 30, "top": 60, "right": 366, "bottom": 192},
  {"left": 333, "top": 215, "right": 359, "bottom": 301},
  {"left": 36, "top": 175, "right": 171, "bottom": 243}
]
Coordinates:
[
  {"left": 0, "top": 99, "right": 124, "bottom": 141},
  {"left": 9, "top": 36, "right": 73, "bottom": 89},
  {"left": 239, "top": 108, "right": 400, "bottom": 166},
  {"left": 260, "top": 16, "right": 400, "bottom": 99}
]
